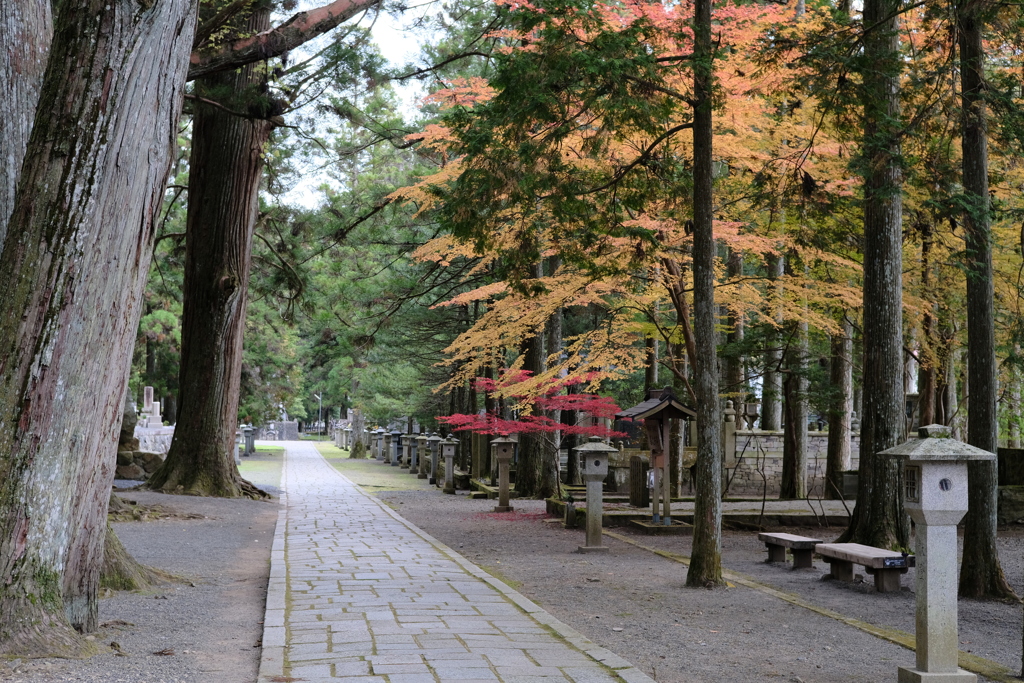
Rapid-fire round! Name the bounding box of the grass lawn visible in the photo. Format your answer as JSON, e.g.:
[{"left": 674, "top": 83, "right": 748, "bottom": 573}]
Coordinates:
[
  {"left": 238, "top": 447, "right": 284, "bottom": 490},
  {"left": 314, "top": 442, "right": 425, "bottom": 493}
]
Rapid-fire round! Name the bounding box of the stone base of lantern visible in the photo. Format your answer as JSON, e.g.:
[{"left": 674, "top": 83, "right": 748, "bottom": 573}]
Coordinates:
[
  {"left": 576, "top": 545, "right": 609, "bottom": 553},
  {"left": 898, "top": 668, "right": 975, "bottom": 683},
  {"left": 493, "top": 505, "right": 514, "bottom": 513}
]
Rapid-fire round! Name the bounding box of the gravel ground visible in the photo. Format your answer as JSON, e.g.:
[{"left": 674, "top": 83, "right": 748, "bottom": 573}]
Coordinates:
[{"left": 6, "top": 445, "right": 1022, "bottom": 683}]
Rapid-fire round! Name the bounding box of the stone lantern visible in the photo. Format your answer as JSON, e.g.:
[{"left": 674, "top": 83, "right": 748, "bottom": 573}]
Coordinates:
[
  {"left": 417, "top": 434, "right": 430, "bottom": 479},
  {"left": 390, "top": 429, "right": 402, "bottom": 466},
  {"left": 881, "top": 424, "right": 994, "bottom": 683},
  {"left": 491, "top": 435, "right": 516, "bottom": 513},
  {"left": 234, "top": 429, "right": 243, "bottom": 465},
  {"left": 243, "top": 425, "right": 254, "bottom": 456},
  {"left": 442, "top": 436, "right": 458, "bottom": 494},
  {"left": 375, "top": 428, "right": 386, "bottom": 460},
  {"left": 574, "top": 437, "right": 618, "bottom": 552},
  {"left": 402, "top": 432, "right": 413, "bottom": 469},
  {"left": 428, "top": 433, "right": 443, "bottom": 485},
  {"left": 342, "top": 426, "right": 351, "bottom": 450},
  {"left": 383, "top": 431, "right": 392, "bottom": 462}
]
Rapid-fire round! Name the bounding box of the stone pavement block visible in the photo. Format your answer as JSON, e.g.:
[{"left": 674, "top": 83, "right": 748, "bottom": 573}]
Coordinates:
[
  {"left": 371, "top": 663, "right": 433, "bottom": 674},
  {"left": 494, "top": 666, "right": 566, "bottom": 677},
  {"left": 561, "top": 668, "right": 619, "bottom": 683},
  {"left": 387, "top": 674, "right": 440, "bottom": 683},
  {"left": 289, "top": 663, "right": 333, "bottom": 678}
]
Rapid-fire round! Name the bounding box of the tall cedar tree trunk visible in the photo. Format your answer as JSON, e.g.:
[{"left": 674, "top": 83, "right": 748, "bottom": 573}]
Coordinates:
[
  {"left": 685, "top": 0, "right": 723, "bottom": 588},
  {"left": 516, "top": 265, "right": 546, "bottom": 498},
  {"left": 956, "top": 2, "right": 1015, "bottom": 600},
  {"left": 825, "top": 317, "right": 853, "bottom": 499},
  {"left": 917, "top": 221, "right": 937, "bottom": 426},
  {"left": 723, "top": 250, "right": 744, "bottom": 402},
  {"left": 0, "top": 0, "right": 197, "bottom": 655},
  {"left": 841, "top": 0, "right": 909, "bottom": 549},
  {"left": 149, "top": 6, "right": 275, "bottom": 499},
  {"left": 0, "top": 0, "right": 50, "bottom": 242},
  {"left": 541, "top": 284, "right": 564, "bottom": 497},
  {"left": 761, "top": 255, "right": 784, "bottom": 430}
]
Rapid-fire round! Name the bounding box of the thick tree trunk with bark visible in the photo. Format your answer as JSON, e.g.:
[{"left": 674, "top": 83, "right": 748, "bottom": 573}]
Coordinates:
[
  {"left": 956, "top": 2, "right": 1015, "bottom": 600},
  {"left": 0, "top": 0, "right": 197, "bottom": 656},
  {"left": 149, "top": 7, "right": 275, "bottom": 500},
  {"left": 917, "top": 222, "right": 937, "bottom": 426},
  {"left": 841, "top": 0, "right": 909, "bottom": 550},
  {"left": 825, "top": 318, "right": 853, "bottom": 499},
  {"left": 761, "top": 255, "right": 784, "bottom": 431},
  {"left": 0, "top": 0, "right": 51, "bottom": 242},
  {"left": 516, "top": 283, "right": 546, "bottom": 497},
  {"left": 685, "top": 0, "right": 723, "bottom": 588}
]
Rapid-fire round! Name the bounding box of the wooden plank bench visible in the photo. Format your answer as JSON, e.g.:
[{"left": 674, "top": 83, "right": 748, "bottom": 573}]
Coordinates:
[
  {"left": 757, "top": 532, "right": 822, "bottom": 568},
  {"left": 815, "top": 542, "right": 915, "bottom": 593}
]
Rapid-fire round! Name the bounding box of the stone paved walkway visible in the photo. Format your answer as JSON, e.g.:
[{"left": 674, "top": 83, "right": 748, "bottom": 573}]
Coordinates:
[{"left": 258, "top": 441, "right": 654, "bottom": 683}]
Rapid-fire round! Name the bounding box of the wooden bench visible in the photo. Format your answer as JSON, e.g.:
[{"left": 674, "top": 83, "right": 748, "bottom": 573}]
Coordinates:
[
  {"left": 758, "top": 532, "right": 822, "bottom": 568},
  {"left": 815, "top": 542, "right": 915, "bottom": 593}
]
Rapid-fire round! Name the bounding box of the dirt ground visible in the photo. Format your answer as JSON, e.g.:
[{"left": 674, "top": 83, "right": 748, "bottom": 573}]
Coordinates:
[
  {"left": 0, "top": 450, "right": 282, "bottom": 683},
  {"left": 3, "top": 444, "right": 1022, "bottom": 683}
]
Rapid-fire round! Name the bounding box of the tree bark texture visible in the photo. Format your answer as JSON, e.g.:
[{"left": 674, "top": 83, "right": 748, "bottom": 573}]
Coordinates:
[
  {"left": 761, "top": 254, "right": 784, "bottom": 431},
  {"left": 955, "top": 2, "right": 1014, "bottom": 600},
  {"left": 825, "top": 318, "right": 853, "bottom": 499},
  {"left": 842, "top": 0, "right": 909, "bottom": 550},
  {"left": 0, "top": 0, "right": 197, "bottom": 655},
  {"left": 917, "top": 222, "right": 937, "bottom": 426},
  {"left": 149, "top": 7, "right": 274, "bottom": 500},
  {"left": 685, "top": 0, "right": 723, "bottom": 588},
  {"left": 0, "top": 0, "right": 52, "bottom": 243}
]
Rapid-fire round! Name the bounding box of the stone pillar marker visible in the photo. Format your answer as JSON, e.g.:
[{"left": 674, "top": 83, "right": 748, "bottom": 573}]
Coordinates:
[
  {"left": 428, "top": 433, "right": 443, "bottom": 485},
  {"left": 408, "top": 433, "right": 420, "bottom": 474},
  {"left": 575, "top": 437, "right": 617, "bottom": 553},
  {"left": 243, "top": 426, "right": 254, "bottom": 456},
  {"left": 343, "top": 426, "right": 351, "bottom": 450},
  {"left": 442, "top": 436, "right": 458, "bottom": 494},
  {"left": 492, "top": 435, "right": 516, "bottom": 512},
  {"left": 881, "top": 424, "right": 994, "bottom": 683},
  {"left": 417, "top": 434, "right": 430, "bottom": 479},
  {"left": 402, "top": 432, "right": 413, "bottom": 469},
  {"left": 390, "top": 429, "right": 402, "bottom": 466},
  {"left": 383, "top": 432, "right": 392, "bottom": 462}
]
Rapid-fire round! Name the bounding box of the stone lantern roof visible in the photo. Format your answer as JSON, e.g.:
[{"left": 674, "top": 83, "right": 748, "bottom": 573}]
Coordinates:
[{"left": 879, "top": 424, "right": 995, "bottom": 461}]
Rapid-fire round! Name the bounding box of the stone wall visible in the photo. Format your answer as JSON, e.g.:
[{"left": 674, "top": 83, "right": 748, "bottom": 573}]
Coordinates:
[
  {"left": 725, "top": 430, "right": 861, "bottom": 497},
  {"left": 134, "top": 426, "right": 174, "bottom": 454}
]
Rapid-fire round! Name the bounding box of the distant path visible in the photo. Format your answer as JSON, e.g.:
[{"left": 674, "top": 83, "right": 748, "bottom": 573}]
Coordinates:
[{"left": 259, "top": 441, "right": 654, "bottom": 683}]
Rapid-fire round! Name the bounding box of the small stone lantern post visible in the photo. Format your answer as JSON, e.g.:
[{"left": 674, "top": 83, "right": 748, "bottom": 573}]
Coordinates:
[
  {"left": 408, "top": 434, "right": 420, "bottom": 474},
  {"left": 417, "top": 434, "right": 430, "bottom": 479},
  {"left": 383, "top": 431, "right": 392, "bottom": 462},
  {"left": 342, "top": 426, "right": 351, "bottom": 450},
  {"left": 402, "top": 432, "right": 413, "bottom": 467},
  {"left": 390, "top": 429, "right": 402, "bottom": 466},
  {"left": 881, "top": 424, "right": 993, "bottom": 683},
  {"left": 442, "top": 437, "right": 458, "bottom": 494},
  {"left": 376, "top": 428, "right": 387, "bottom": 460},
  {"left": 491, "top": 435, "right": 516, "bottom": 512},
  {"left": 428, "top": 433, "right": 443, "bottom": 484},
  {"left": 574, "top": 437, "right": 617, "bottom": 553},
  {"left": 234, "top": 429, "right": 243, "bottom": 465},
  {"left": 243, "top": 426, "right": 254, "bottom": 456}
]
